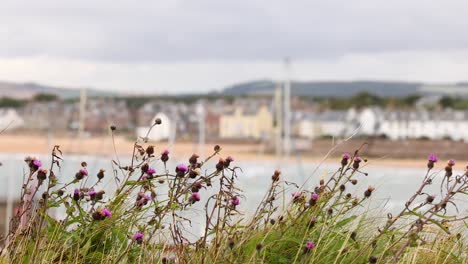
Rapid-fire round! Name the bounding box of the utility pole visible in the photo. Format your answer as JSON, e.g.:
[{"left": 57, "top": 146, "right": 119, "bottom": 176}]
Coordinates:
[
  {"left": 78, "top": 88, "right": 87, "bottom": 137},
  {"left": 274, "top": 84, "right": 283, "bottom": 166},
  {"left": 196, "top": 102, "right": 206, "bottom": 157},
  {"left": 283, "top": 57, "right": 292, "bottom": 158}
]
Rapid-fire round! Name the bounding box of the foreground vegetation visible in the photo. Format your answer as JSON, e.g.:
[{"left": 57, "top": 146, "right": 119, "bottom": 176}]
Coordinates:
[{"left": 0, "top": 122, "right": 466, "bottom": 263}]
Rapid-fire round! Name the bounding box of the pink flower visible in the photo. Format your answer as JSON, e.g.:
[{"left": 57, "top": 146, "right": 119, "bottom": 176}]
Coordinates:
[
  {"left": 162, "top": 149, "right": 170, "bottom": 155},
  {"left": 190, "top": 192, "right": 201, "bottom": 202},
  {"left": 147, "top": 168, "right": 156, "bottom": 175},
  {"left": 102, "top": 208, "right": 112, "bottom": 218},
  {"left": 428, "top": 154, "right": 438, "bottom": 162},
  {"left": 33, "top": 159, "right": 42, "bottom": 168},
  {"left": 447, "top": 159, "right": 456, "bottom": 166},
  {"left": 133, "top": 232, "right": 144, "bottom": 241},
  {"left": 311, "top": 193, "right": 319, "bottom": 200},
  {"left": 226, "top": 156, "right": 235, "bottom": 162},
  {"left": 176, "top": 164, "right": 188, "bottom": 173},
  {"left": 292, "top": 192, "right": 301, "bottom": 199},
  {"left": 354, "top": 156, "right": 362, "bottom": 162},
  {"left": 73, "top": 189, "right": 80, "bottom": 201},
  {"left": 342, "top": 153, "right": 351, "bottom": 159},
  {"left": 306, "top": 241, "right": 315, "bottom": 250},
  {"left": 80, "top": 168, "right": 88, "bottom": 176},
  {"left": 231, "top": 196, "right": 240, "bottom": 206},
  {"left": 143, "top": 194, "right": 152, "bottom": 201}
]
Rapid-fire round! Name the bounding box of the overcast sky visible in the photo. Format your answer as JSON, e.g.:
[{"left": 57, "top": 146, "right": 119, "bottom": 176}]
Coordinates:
[{"left": 1, "top": 0, "right": 468, "bottom": 94}]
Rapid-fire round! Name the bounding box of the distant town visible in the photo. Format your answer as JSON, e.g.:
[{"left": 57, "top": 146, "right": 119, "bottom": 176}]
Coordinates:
[{"left": 2, "top": 82, "right": 468, "bottom": 146}]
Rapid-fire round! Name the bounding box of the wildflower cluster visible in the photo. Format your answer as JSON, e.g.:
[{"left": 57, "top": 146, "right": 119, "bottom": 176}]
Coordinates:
[{"left": 2, "top": 131, "right": 466, "bottom": 264}]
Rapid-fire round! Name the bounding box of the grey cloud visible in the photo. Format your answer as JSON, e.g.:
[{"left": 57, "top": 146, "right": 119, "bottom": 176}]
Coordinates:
[{"left": 1, "top": 0, "right": 468, "bottom": 63}]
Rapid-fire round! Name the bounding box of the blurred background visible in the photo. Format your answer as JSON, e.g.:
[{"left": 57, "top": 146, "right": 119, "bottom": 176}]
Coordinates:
[{"left": 1, "top": 0, "right": 468, "bottom": 235}]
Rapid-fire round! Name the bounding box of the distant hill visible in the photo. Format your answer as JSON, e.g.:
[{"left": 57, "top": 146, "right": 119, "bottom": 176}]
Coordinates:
[
  {"left": 0, "top": 81, "right": 117, "bottom": 99},
  {"left": 219, "top": 80, "right": 468, "bottom": 98}
]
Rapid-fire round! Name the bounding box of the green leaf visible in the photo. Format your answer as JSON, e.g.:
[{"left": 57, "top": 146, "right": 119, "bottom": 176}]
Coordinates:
[
  {"left": 81, "top": 239, "right": 93, "bottom": 256},
  {"left": 335, "top": 215, "right": 358, "bottom": 229},
  {"left": 428, "top": 219, "right": 451, "bottom": 234}
]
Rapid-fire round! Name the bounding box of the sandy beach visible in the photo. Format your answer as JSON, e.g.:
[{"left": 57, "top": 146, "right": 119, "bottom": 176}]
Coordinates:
[{"left": 0, "top": 134, "right": 465, "bottom": 168}]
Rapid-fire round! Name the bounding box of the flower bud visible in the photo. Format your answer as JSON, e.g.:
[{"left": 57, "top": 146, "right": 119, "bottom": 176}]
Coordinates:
[
  {"left": 224, "top": 156, "right": 234, "bottom": 168},
  {"left": 37, "top": 169, "right": 47, "bottom": 181},
  {"left": 272, "top": 170, "right": 281, "bottom": 182},
  {"left": 353, "top": 157, "right": 362, "bottom": 170},
  {"left": 146, "top": 145, "right": 155, "bottom": 156},
  {"left": 73, "top": 189, "right": 80, "bottom": 201},
  {"left": 176, "top": 164, "right": 188, "bottom": 177},
  {"left": 189, "top": 154, "right": 199, "bottom": 165},
  {"left": 216, "top": 158, "right": 225, "bottom": 171},
  {"left": 426, "top": 195, "right": 435, "bottom": 204},
  {"left": 341, "top": 153, "right": 351, "bottom": 166},
  {"left": 364, "top": 186, "right": 375, "bottom": 198},
  {"left": 214, "top": 145, "right": 221, "bottom": 153},
  {"left": 427, "top": 153, "right": 438, "bottom": 169},
  {"left": 188, "top": 192, "right": 201, "bottom": 204},
  {"left": 133, "top": 232, "right": 144, "bottom": 245},
  {"left": 339, "top": 184, "right": 346, "bottom": 192},
  {"left": 308, "top": 217, "right": 316, "bottom": 228},
  {"left": 97, "top": 169, "right": 105, "bottom": 180},
  {"left": 161, "top": 150, "right": 170, "bottom": 162},
  {"left": 256, "top": 243, "right": 263, "bottom": 251}
]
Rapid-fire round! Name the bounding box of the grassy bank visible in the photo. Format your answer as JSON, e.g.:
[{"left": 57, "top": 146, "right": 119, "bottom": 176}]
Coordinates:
[{"left": 0, "top": 124, "right": 466, "bottom": 263}]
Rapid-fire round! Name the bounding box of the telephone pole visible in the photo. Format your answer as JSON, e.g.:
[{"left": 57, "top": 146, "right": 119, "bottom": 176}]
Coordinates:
[{"left": 283, "top": 58, "right": 292, "bottom": 158}]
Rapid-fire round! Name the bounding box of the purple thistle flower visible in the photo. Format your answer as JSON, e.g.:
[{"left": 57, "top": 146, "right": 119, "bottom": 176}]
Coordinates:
[
  {"left": 448, "top": 159, "right": 456, "bottom": 166},
  {"left": 147, "top": 168, "right": 156, "bottom": 175},
  {"left": 88, "top": 190, "right": 97, "bottom": 196},
  {"left": 162, "top": 149, "right": 170, "bottom": 155},
  {"left": 226, "top": 156, "right": 235, "bottom": 162},
  {"left": 133, "top": 232, "right": 144, "bottom": 241},
  {"left": 176, "top": 164, "right": 188, "bottom": 173},
  {"left": 191, "top": 192, "right": 201, "bottom": 202},
  {"left": 306, "top": 241, "right": 315, "bottom": 250},
  {"left": 428, "top": 154, "right": 438, "bottom": 162},
  {"left": 80, "top": 168, "right": 88, "bottom": 176},
  {"left": 73, "top": 189, "right": 80, "bottom": 201},
  {"left": 311, "top": 193, "right": 319, "bottom": 200},
  {"left": 354, "top": 156, "right": 362, "bottom": 162},
  {"left": 342, "top": 153, "right": 351, "bottom": 159},
  {"left": 231, "top": 196, "right": 240, "bottom": 206},
  {"left": 292, "top": 192, "right": 301, "bottom": 199},
  {"left": 102, "top": 208, "right": 112, "bottom": 218},
  {"left": 33, "top": 159, "right": 42, "bottom": 168},
  {"left": 143, "top": 194, "right": 152, "bottom": 201}
]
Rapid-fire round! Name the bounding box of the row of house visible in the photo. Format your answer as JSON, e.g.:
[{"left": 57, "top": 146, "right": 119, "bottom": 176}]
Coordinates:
[
  {"left": 217, "top": 104, "right": 468, "bottom": 142},
  {"left": 2, "top": 97, "right": 468, "bottom": 142},
  {"left": 296, "top": 108, "right": 468, "bottom": 141}
]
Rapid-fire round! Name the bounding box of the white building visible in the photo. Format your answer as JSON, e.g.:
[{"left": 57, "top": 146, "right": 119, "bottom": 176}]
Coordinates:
[
  {"left": 353, "top": 107, "right": 468, "bottom": 141},
  {"left": 297, "top": 111, "right": 349, "bottom": 139},
  {"left": 0, "top": 108, "right": 24, "bottom": 130},
  {"left": 136, "top": 112, "right": 171, "bottom": 141}
]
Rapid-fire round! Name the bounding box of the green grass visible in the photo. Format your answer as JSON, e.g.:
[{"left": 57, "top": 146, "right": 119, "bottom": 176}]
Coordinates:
[{"left": 0, "top": 140, "right": 466, "bottom": 263}]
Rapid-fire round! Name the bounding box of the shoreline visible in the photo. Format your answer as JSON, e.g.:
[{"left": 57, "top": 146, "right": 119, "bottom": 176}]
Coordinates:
[{"left": 0, "top": 134, "right": 465, "bottom": 168}]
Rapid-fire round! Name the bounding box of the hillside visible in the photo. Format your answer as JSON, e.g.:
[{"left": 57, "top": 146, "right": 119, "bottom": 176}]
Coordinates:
[
  {"left": 220, "top": 80, "right": 468, "bottom": 98},
  {"left": 0, "top": 81, "right": 116, "bottom": 99}
]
